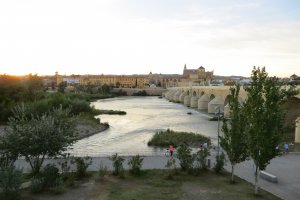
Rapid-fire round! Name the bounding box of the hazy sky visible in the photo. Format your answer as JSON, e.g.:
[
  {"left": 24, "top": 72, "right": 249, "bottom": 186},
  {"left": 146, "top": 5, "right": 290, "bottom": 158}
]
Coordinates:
[{"left": 0, "top": 0, "right": 300, "bottom": 77}]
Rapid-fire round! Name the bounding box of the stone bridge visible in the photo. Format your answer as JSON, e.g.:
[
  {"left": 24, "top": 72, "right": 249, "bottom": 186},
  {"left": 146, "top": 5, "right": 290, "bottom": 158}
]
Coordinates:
[
  {"left": 163, "top": 86, "right": 300, "bottom": 118},
  {"left": 163, "top": 86, "right": 246, "bottom": 116}
]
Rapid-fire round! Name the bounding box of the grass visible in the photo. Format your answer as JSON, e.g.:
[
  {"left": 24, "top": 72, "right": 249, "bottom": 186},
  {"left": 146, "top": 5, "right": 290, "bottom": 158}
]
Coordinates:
[
  {"left": 95, "top": 170, "right": 279, "bottom": 200},
  {"left": 148, "top": 129, "right": 210, "bottom": 148},
  {"left": 16, "top": 169, "right": 279, "bottom": 200}
]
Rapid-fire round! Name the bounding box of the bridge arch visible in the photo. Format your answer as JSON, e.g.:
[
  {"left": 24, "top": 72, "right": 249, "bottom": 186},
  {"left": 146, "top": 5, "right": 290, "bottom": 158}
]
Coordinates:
[{"left": 210, "top": 94, "right": 215, "bottom": 101}]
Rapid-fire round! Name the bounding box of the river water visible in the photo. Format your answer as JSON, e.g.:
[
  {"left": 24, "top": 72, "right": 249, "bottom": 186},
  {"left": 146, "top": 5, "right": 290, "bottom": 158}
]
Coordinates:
[{"left": 67, "top": 97, "right": 219, "bottom": 157}]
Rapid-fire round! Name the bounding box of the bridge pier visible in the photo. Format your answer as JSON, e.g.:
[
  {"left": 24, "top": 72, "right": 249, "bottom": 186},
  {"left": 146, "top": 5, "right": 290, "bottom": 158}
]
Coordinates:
[
  {"left": 173, "top": 91, "right": 181, "bottom": 102},
  {"left": 179, "top": 93, "right": 186, "bottom": 103},
  {"left": 198, "top": 95, "right": 209, "bottom": 110},
  {"left": 190, "top": 97, "right": 199, "bottom": 108},
  {"left": 184, "top": 95, "right": 191, "bottom": 107},
  {"left": 208, "top": 96, "right": 224, "bottom": 114}
]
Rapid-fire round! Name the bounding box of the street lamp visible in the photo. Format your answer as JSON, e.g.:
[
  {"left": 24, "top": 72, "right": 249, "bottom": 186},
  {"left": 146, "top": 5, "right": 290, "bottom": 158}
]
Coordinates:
[{"left": 215, "top": 106, "right": 224, "bottom": 157}]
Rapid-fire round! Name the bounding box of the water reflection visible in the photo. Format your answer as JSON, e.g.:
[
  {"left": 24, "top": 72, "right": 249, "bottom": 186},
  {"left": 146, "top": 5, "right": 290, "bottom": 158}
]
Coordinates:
[{"left": 68, "top": 97, "right": 219, "bottom": 156}]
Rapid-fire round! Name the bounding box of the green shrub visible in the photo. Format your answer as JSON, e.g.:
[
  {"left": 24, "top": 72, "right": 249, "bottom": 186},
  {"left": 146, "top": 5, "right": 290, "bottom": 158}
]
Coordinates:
[
  {"left": 69, "top": 98, "right": 92, "bottom": 115},
  {"left": 128, "top": 155, "right": 143, "bottom": 176},
  {"left": 72, "top": 156, "right": 93, "bottom": 179},
  {"left": 195, "top": 148, "right": 210, "bottom": 171},
  {"left": 0, "top": 166, "right": 22, "bottom": 200},
  {"left": 176, "top": 144, "right": 194, "bottom": 171},
  {"left": 49, "top": 178, "right": 65, "bottom": 194},
  {"left": 42, "top": 164, "right": 60, "bottom": 189},
  {"left": 110, "top": 153, "right": 125, "bottom": 177},
  {"left": 148, "top": 129, "right": 210, "bottom": 148},
  {"left": 62, "top": 173, "right": 75, "bottom": 187},
  {"left": 98, "top": 163, "right": 109, "bottom": 177},
  {"left": 30, "top": 177, "right": 44, "bottom": 194},
  {"left": 214, "top": 152, "right": 226, "bottom": 173}
]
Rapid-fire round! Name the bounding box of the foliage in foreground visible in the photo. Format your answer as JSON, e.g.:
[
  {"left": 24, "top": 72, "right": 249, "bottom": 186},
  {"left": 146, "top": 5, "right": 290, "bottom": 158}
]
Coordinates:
[
  {"left": 176, "top": 144, "right": 194, "bottom": 172},
  {"left": 4, "top": 105, "right": 76, "bottom": 175},
  {"left": 72, "top": 156, "right": 93, "bottom": 179},
  {"left": 110, "top": 153, "right": 125, "bottom": 178},
  {"left": 104, "top": 169, "right": 279, "bottom": 200},
  {"left": 128, "top": 155, "right": 144, "bottom": 176},
  {"left": 243, "top": 67, "right": 298, "bottom": 194},
  {"left": 220, "top": 84, "right": 248, "bottom": 182},
  {"left": 147, "top": 129, "right": 210, "bottom": 148},
  {"left": 0, "top": 165, "right": 22, "bottom": 200}
]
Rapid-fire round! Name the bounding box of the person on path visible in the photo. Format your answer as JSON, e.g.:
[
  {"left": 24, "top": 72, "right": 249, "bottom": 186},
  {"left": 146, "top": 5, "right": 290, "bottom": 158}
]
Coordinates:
[
  {"left": 169, "top": 145, "right": 174, "bottom": 157},
  {"left": 284, "top": 143, "right": 289, "bottom": 154}
]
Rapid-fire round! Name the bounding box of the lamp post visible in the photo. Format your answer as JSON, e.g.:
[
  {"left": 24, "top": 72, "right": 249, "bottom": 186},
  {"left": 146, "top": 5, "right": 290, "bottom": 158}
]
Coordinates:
[{"left": 215, "top": 106, "right": 224, "bottom": 157}]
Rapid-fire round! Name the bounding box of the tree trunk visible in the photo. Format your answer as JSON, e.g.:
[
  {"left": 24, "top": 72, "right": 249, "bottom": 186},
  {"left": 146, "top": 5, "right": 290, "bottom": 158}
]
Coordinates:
[
  {"left": 254, "top": 165, "right": 259, "bottom": 195},
  {"left": 231, "top": 164, "right": 235, "bottom": 183}
]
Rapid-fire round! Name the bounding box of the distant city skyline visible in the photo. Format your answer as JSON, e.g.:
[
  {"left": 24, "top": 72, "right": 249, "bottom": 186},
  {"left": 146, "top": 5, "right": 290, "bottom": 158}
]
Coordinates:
[{"left": 0, "top": 0, "right": 300, "bottom": 77}]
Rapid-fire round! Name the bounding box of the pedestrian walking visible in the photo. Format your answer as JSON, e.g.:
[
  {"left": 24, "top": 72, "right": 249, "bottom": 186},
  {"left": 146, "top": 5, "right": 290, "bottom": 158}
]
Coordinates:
[
  {"left": 284, "top": 143, "right": 289, "bottom": 154},
  {"left": 169, "top": 145, "right": 174, "bottom": 157}
]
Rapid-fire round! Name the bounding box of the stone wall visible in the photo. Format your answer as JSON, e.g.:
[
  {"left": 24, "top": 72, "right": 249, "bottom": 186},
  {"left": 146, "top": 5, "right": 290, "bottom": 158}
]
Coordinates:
[{"left": 112, "top": 88, "right": 167, "bottom": 96}]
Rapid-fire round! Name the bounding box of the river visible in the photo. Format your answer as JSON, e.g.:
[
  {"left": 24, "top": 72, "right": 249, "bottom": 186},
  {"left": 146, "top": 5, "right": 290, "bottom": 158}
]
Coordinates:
[{"left": 67, "top": 96, "right": 220, "bottom": 156}]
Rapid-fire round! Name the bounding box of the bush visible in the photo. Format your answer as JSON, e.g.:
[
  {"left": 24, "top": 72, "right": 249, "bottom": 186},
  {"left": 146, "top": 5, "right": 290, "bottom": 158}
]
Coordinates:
[
  {"left": 0, "top": 166, "right": 22, "bottom": 200},
  {"left": 49, "top": 178, "right": 65, "bottom": 194},
  {"left": 195, "top": 148, "right": 210, "bottom": 171},
  {"left": 176, "top": 144, "right": 194, "bottom": 171},
  {"left": 214, "top": 152, "right": 226, "bottom": 173},
  {"left": 110, "top": 153, "right": 125, "bottom": 177},
  {"left": 98, "top": 163, "right": 108, "bottom": 178},
  {"left": 72, "top": 157, "right": 93, "bottom": 179},
  {"left": 42, "top": 164, "right": 60, "bottom": 189},
  {"left": 148, "top": 129, "right": 210, "bottom": 148},
  {"left": 69, "top": 98, "right": 92, "bottom": 115},
  {"left": 30, "top": 177, "right": 44, "bottom": 194},
  {"left": 128, "top": 155, "right": 143, "bottom": 176}
]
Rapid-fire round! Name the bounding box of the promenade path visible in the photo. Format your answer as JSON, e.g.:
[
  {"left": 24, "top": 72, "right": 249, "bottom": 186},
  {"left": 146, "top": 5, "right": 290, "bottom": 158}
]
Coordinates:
[{"left": 15, "top": 152, "right": 300, "bottom": 200}]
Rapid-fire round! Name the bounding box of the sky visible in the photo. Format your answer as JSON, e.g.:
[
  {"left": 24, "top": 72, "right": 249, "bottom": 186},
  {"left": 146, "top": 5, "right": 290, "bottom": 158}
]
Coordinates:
[{"left": 0, "top": 0, "right": 300, "bottom": 77}]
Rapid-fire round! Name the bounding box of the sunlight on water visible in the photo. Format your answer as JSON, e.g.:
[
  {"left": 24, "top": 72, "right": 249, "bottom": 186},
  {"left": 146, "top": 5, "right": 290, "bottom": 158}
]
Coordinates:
[{"left": 67, "top": 97, "right": 219, "bottom": 156}]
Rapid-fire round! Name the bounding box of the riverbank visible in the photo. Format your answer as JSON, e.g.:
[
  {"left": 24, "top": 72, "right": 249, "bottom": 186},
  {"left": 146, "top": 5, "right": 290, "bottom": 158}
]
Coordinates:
[
  {"left": 74, "top": 115, "right": 109, "bottom": 140},
  {"left": 0, "top": 116, "right": 109, "bottom": 140}
]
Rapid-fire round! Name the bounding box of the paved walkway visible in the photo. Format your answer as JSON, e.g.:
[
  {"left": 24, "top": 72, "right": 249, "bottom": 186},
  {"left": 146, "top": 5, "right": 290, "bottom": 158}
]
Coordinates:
[
  {"left": 224, "top": 153, "right": 300, "bottom": 200},
  {"left": 15, "top": 153, "right": 300, "bottom": 200}
]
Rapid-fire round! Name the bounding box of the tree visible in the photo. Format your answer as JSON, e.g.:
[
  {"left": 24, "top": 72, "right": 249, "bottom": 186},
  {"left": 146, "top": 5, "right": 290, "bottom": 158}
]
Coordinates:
[
  {"left": 57, "top": 82, "right": 67, "bottom": 93},
  {"left": 220, "top": 84, "right": 248, "bottom": 182},
  {"left": 5, "top": 105, "right": 76, "bottom": 175},
  {"left": 243, "top": 67, "right": 298, "bottom": 194}
]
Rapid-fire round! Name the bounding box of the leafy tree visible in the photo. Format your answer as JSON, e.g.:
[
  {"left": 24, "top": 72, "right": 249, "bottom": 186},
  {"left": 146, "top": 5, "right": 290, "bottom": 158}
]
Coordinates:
[
  {"left": 25, "top": 73, "right": 44, "bottom": 101},
  {"left": 0, "top": 139, "right": 18, "bottom": 169},
  {"left": 220, "top": 85, "right": 248, "bottom": 182},
  {"left": 57, "top": 82, "right": 67, "bottom": 93},
  {"left": 5, "top": 105, "right": 76, "bottom": 175},
  {"left": 243, "top": 67, "right": 298, "bottom": 194}
]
